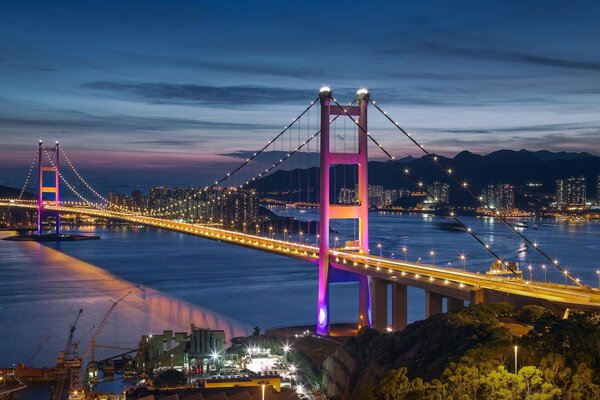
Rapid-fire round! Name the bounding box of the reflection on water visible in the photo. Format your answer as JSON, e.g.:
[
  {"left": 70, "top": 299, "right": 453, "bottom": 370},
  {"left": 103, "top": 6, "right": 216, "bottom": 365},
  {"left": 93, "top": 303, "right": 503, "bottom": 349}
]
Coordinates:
[{"left": 0, "top": 232, "right": 251, "bottom": 367}]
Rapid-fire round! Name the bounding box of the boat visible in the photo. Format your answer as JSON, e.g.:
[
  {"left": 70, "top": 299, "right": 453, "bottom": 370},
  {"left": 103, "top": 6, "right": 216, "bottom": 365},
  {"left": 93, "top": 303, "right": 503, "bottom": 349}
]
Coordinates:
[
  {"left": 514, "top": 220, "right": 529, "bottom": 229},
  {"left": 517, "top": 243, "right": 528, "bottom": 253}
]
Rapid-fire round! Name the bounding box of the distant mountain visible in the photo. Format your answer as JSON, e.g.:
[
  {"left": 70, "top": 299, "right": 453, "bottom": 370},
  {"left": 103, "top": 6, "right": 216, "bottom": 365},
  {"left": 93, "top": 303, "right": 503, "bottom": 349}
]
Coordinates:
[
  {"left": 519, "top": 149, "right": 595, "bottom": 161},
  {"left": 0, "top": 185, "right": 35, "bottom": 199},
  {"left": 249, "top": 150, "right": 600, "bottom": 204}
]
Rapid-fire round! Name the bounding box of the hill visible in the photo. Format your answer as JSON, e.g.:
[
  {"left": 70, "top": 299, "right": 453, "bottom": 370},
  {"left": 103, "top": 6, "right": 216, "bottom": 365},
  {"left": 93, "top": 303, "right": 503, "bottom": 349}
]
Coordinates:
[{"left": 249, "top": 149, "right": 600, "bottom": 203}]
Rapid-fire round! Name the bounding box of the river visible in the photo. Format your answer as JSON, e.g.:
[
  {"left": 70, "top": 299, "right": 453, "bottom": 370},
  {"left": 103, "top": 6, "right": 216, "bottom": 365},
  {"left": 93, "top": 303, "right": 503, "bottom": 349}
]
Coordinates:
[{"left": 1, "top": 211, "right": 599, "bottom": 369}]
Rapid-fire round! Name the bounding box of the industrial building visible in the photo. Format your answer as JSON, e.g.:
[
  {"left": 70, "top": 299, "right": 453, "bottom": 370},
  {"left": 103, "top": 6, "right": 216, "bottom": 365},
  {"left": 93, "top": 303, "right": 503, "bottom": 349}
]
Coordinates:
[{"left": 136, "top": 327, "right": 226, "bottom": 373}]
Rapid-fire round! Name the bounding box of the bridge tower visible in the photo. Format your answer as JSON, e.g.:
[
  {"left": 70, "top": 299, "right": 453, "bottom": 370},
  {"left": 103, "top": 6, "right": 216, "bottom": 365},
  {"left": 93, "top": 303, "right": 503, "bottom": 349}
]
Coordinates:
[
  {"left": 317, "top": 88, "right": 371, "bottom": 336},
  {"left": 37, "top": 140, "right": 61, "bottom": 236}
]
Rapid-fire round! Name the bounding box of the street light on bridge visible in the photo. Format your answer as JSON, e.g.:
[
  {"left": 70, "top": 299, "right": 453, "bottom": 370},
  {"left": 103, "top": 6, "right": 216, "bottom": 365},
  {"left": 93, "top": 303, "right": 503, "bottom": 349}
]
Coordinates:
[
  {"left": 429, "top": 250, "right": 435, "bottom": 265},
  {"left": 402, "top": 245, "right": 408, "bottom": 260},
  {"left": 596, "top": 269, "right": 600, "bottom": 289},
  {"left": 542, "top": 264, "right": 547, "bottom": 283},
  {"left": 527, "top": 264, "right": 533, "bottom": 281},
  {"left": 377, "top": 242, "right": 383, "bottom": 257},
  {"left": 459, "top": 253, "right": 467, "bottom": 270}
]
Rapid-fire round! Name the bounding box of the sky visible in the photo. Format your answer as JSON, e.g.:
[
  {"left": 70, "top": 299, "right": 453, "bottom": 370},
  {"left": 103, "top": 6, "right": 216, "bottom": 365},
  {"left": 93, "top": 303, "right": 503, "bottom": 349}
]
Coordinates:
[{"left": 1, "top": 0, "right": 600, "bottom": 188}]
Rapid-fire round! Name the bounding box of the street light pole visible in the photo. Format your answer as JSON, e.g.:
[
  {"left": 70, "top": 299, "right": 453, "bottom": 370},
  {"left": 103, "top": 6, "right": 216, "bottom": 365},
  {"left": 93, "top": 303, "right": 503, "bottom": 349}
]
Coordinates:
[
  {"left": 514, "top": 345, "right": 518, "bottom": 374},
  {"left": 542, "top": 264, "right": 547, "bottom": 283},
  {"left": 596, "top": 269, "right": 600, "bottom": 289}
]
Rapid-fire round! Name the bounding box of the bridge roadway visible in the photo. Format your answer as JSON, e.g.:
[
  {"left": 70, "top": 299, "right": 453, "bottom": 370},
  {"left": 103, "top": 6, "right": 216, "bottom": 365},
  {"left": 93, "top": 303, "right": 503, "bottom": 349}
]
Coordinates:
[{"left": 3, "top": 202, "right": 600, "bottom": 315}]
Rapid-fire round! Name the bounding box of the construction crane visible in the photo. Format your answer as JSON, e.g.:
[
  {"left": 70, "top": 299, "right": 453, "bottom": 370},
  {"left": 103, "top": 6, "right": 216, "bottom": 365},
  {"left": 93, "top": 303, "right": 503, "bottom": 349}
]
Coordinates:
[
  {"left": 27, "top": 336, "right": 50, "bottom": 365},
  {"left": 85, "top": 291, "right": 131, "bottom": 384},
  {"left": 54, "top": 309, "right": 84, "bottom": 400}
]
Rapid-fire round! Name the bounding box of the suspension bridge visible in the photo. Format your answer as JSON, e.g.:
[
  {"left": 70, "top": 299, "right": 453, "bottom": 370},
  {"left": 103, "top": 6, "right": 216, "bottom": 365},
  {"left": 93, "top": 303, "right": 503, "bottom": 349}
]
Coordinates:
[{"left": 2, "top": 87, "right": 600, "bottom": 336}]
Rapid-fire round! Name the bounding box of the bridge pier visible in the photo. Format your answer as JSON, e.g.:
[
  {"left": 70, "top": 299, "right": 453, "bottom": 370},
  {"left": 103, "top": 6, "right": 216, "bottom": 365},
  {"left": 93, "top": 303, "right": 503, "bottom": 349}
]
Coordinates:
[
  {"left": 392, "top": 283, "right": 408, "bottom": 331},
  {"left": 371, "top": 280, "right": 408, "bottom": 332},
  {"left": 447, "top": 297, "right": 465, "bottom": 312},
  {"left": 372, "top": 278, "right": 388, "bottom": 331},
  {"left": 425, "top": 290, "right": 444, "bottom": 317}
]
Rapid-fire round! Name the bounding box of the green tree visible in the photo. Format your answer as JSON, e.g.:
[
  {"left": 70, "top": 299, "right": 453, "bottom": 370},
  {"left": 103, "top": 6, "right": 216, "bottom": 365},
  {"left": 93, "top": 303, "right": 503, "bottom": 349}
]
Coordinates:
[
  {"left": 378, "top": 368, "right": 412, "bottom": 400},
  {"left": 565, "top": 363, "right": 600, "bottom": 400},
  {"left": 517, "top": 305, "right": 550, "bottom": 325},
  {"left": 442, "top": 361, "right": 481, "bottom": 400},
  {"left": 481, "top": 366, "right": 521, "bottom": 400},
  {"left": 539, "top": 353, "right": 571, "bottom": 389},
  {"left": 488, "top": 302, "right": 514, "bottom": 317}
]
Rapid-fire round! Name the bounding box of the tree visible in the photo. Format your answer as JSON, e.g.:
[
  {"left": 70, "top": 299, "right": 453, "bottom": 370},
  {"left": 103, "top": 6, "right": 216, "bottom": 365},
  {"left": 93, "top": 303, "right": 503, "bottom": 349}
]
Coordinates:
[
  {"left": 517, "top": 305, "right": 549, "bottom": 325},
  {"left": 565, "top": 363, "right": 600, "bottom": 400},
  {"left": 443, "top": 361, "right": 481, "bottom": 400},
  {"left": 481, "top": 366, "right": 521, "bottom": 400},
  {"left": 378, "top": 368, "right": 412, "bottom": 400},
  {"left": 488, "top": 302, "right": 514, "bottom": 318},
  {"left": 539, "top": 353, "right": 571, "bottom": 389}
]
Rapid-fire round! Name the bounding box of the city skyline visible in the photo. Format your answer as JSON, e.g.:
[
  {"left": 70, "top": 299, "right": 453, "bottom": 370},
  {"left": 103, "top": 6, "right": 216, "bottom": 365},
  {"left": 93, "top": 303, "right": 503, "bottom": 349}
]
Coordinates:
[{"left": 2, "top": 1, "right": 600, "bottom": 187}]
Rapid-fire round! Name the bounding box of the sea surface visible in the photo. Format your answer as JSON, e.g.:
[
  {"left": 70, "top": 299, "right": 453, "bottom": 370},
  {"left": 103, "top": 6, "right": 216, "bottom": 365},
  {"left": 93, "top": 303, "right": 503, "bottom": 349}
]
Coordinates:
[{"left": 1, "top": 211, "right": 599, "bottom": 370}]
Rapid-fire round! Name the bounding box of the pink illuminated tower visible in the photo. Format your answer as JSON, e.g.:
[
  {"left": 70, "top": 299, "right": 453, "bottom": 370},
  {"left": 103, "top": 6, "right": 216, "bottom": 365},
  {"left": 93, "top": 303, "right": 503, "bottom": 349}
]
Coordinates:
[
  {"left": 37, "top": 141, "right": 61, "bottom": 236},
  {"left": 317, "top": 88, "right": 371, "bottom": 336}
]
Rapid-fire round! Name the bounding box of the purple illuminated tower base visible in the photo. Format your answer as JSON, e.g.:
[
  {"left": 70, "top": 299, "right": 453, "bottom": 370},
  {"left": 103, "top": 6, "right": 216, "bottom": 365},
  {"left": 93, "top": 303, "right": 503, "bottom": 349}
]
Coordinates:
[{"left": 317, "top": 87, "right": 371, "bottom": 336}]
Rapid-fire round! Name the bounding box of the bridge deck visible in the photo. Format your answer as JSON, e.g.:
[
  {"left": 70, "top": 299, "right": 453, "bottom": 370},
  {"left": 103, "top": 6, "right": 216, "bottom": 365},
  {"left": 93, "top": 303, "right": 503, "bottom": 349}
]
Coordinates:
[{"left": 3, "top": 201, "right": 600, "bottom": 308}]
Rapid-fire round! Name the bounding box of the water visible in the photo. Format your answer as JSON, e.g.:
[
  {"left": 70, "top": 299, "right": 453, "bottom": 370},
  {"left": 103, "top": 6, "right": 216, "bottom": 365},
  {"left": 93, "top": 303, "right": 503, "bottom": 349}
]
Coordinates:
[{"left": 1, "top": 212, "right": 599, "bottom": 370}]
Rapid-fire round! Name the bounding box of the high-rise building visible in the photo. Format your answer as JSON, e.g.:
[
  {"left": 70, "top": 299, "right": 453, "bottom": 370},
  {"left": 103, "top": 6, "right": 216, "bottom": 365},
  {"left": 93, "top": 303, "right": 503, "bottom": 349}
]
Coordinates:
[
  {"left": 338, "top": 187, "right": 358, "bottom": 204},
  {"left": 427, "top": 181, "right": 450, "bottom": 204},
  {"left": 481, "top": 184, "right": 514, "bottom": 210},
  {"left": 338, "top": 185, "right": 408, "bottom": 208},
  {"left": 556, "top": 176, "right": 586, "bottom": 207}
]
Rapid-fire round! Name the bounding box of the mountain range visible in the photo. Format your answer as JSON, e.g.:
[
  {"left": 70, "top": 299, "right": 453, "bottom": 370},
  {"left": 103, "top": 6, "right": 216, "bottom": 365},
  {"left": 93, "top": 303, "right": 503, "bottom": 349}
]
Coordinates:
[{"left": 249, "top": 149, "right": 600, "bottom": 203}]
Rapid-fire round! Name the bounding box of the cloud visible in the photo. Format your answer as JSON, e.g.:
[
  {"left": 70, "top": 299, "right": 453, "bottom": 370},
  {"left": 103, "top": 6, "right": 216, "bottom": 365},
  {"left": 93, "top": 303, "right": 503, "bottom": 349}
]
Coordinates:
[
  {"left": 419, "top": 42, "right": 600, "bottom": 73},
  {"left": 0, "top": 111, "right": 276, "bottom": 133},
  {"left": 83, "top": 81, "right": 318, "bottom": 106}
]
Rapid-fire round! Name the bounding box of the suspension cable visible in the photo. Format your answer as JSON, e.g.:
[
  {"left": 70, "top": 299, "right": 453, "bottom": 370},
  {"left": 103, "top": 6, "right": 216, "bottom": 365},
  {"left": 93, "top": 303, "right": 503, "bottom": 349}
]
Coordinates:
[
  {"left": 14, "top": 151, "right": 38, "bottom": 202},
  {"left": 331, "top": 98, "right": 520, "bottom": 276},
  {"left": 368, "top": 97, "right": 583, "bottom": 288},
  {"left": 42, "top": 147, "right": 103, "bottom": 209},
  {"left": 150, "top": 97, "right": 319, "bottom": 216}
]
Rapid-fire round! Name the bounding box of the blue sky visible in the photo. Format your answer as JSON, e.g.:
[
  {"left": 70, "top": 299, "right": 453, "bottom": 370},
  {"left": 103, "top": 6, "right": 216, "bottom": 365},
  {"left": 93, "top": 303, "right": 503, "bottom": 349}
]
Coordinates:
[{"left": 1, "top": 0, "right": 599, "bottom": 187}]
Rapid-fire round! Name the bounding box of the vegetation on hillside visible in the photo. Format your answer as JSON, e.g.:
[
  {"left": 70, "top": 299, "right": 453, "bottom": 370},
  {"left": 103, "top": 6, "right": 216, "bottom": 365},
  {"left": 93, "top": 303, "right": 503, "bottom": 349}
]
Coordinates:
[{"left": 326, "top": 303, "right": 600, "bottom": 399}]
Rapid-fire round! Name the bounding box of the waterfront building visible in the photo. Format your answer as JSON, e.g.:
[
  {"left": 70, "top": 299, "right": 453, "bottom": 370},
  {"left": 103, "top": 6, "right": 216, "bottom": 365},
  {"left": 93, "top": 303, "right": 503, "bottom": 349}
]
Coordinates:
[
  {"left": 556, "top": 176, "right": 586, "bottom": 207},
  {"left": 427, "top": 181, "right": 450, "bottom": 203},
  {"left": 481, "top": 184, "right": 514, "bottom": 210},
  {"left": 338, "top": 185, "right": 407, "bottom": 208}
]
